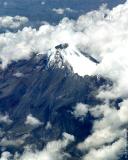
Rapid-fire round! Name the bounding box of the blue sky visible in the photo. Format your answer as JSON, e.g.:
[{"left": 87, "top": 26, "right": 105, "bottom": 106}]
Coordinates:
[{"left": 0, "top": 0, "right": 126, "bottom": 26}]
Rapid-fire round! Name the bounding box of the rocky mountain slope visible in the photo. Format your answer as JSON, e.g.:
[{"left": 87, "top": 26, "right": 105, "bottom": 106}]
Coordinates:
[{"left": 0, "top": 44, "right": 112, "bottom": 159}]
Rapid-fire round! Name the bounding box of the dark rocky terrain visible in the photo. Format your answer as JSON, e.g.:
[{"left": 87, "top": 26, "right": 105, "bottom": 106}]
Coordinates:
[{"left": 0, "top": 48, "right": 112, "bottom": 159}]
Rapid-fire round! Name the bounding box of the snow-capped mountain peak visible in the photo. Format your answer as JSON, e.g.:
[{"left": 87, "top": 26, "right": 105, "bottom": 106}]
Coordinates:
[
  {"left": 47, "top": 43, "right": 98, "bottom": 76},
  {"left": 47, "top": 43, "right": 72, "bottom": 70}
]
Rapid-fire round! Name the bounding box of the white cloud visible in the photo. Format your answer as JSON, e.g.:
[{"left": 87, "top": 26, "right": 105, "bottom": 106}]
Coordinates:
[
  {"left": 78, "top": 99, "right": 128, "bottom": 159},
  {"left": 65, "top": 8, "right": 75, "bottom": 13},
  {"left": 0, "top": 137, "right": 23, "bottom": 147},
  {"left": 0, "top": 16, "right": 28, "bottom": 29},
  {"left": 52, "top": 8, "right": 65, "bottom": 14},
  {"left": 118, "top": 99, "right": 128, "bottom": 123},
  {"left": 125, "top": 0, "right": 128, "bottom": 4},
  {"left": 83, "top": 138, "right": 125, "bottom": 160},
  {"left": 63, "top": 132, "right": 75, "bottom": 142},
  {"left": 0, "top": 134, "right": 29, "bottom": 147},
  {"left": 0, "top": 113, "right": 12, "bottom": 124},
  {"left": 25, "top": 114, "right": 42, "bottom": 126},
  {"left": 14, "top": 133, "right": 74, "bottom": 160},
  {"left": 0, "top": 151, "right": 12, "bottom": 160},
  {"left": 52, "top": 8, "right": 76, "bottom": 15},
  {"left": 78, "top": 127, "right": 123, "bottom": 151},
  {"left": 72, "top": 103, "right": 89, "bottom": 120}
]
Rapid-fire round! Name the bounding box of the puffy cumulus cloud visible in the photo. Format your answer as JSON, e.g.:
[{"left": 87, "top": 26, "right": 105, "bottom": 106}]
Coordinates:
[
  {"left": 25, "top": 114, "right": 42, "bottom": 127},
  {"left": 2, "top": 133, "right": 74, "bottom": 160},
  {"left": 0, "top": 134, "right": 28, "bottom": 147},
  {"left": 13, "top": 132, "right": 74, "bottom": 160},
  {"left": 0, "top": 151, "right": 12, "bottom": 160},
  {"left": 92, "top": 100, "right": 128, "bottom": 131},
  {"left": 0, "top": 16, "right": 28, "bottom": 29},
  {"left": 72, "top": 103, "right": 89, "bottom": 120},
  {"left": 118, "top": 100, "right": 128, "bottom": 124},
  {"left": 83, "top": 138, "right": 125, "bottom": 160},
  {"left": 78, "top": 99, "right": 128, "bottom": 159},
  {"left": 78, "top": 126, "right": 123, "bottom": 151},
  {"left": 84, "top": 3, "right": 128, "bottom": 98},
  {"left": 0, "top": 113, "right": 12, "bottom": 125}
]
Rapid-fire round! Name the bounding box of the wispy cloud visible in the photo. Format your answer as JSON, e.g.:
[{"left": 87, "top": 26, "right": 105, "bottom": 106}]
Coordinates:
[{"left": 52, "top": 7, "right": 76, "bottom": 14}]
